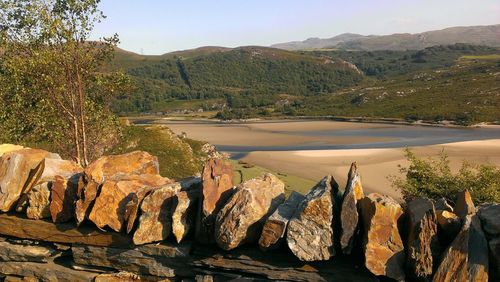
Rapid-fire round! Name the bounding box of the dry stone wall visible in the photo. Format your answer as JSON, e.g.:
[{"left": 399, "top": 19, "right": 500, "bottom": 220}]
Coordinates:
[{"left": 0, "top": 144, "right": 497, "bottom": 281}]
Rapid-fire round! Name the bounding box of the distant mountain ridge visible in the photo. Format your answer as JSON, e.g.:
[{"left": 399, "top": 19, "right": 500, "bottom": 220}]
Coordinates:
[{"left": 271, "top": 24, "right": 500, "bottom": 51}]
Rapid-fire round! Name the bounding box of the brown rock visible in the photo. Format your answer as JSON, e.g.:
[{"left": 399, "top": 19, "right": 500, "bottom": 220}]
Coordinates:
[
  {"left": 94, "top": 271, "right": 169, "bottom": 282},
  {"left": 37, "top": 158, "right": 83, "bottom": 184},
  {"left": 25, "top": 182, "right": 51, "bottom": 219},
  {"left": 49, "top": 174, "right": 80, "bottom": 223},
  {"left": 359, "top": 193, "right": 405, "bottom": 281},
  {"left": 258, "top": 191, "right": 304, "bottom": 251},
  {"left": 406, "top": 197, "right": 440, "bottom": 281},
  {"left": 0, "top": 240, "right": 56, "bottom": 262},
  {"left": 0, "top": 148, "right": 60, "bottom": 212},
  {"left": 75, "top": 151, "right": 159, "bottom": 225},
  {"left": 215, "top": 173, "right": 285, "bottom": 250},
  {"left": 436, "top": 210, "right": 461, "bottom": 243},
  {"left": 433, "top": 214, "right": 489, "bottom": 282},
  {"left": 286, "top": 175, "right": 337, "bottom": 261},
  {"left": 340, "top": 162, "right": 364, "bottom": 254},
  {"left": 172, "top": 186, "right": 201, "bottom": 243},
  {"left": 0, "top": 144, "right": 24, "bottom": 157},
  {"left": 88, "top": 174, "right": 172, "bottom": 232},
  {"left": 196, "top": 158, "right": 234, "bottom": 244},
  {"left": 454, "top": 190, "right": 475, "bottom": 219},
  {"left": 133, "top": 183, "right": 182, "bottom": 245}
]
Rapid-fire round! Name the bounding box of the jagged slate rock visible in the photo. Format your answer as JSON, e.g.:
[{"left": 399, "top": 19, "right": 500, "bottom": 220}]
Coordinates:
[
  {"left": 434, "top": 198, "right": 453, "bottom": 212},
  {"left": 25, "top": 182, "right": 51, "bottom": 219},
  {"left": 215, "top": 173, "right": 285, "bottom": 250},
  {"left": 136, "top": 241, "right": 192, "bottom": 258},
  {"left": 195, "top": 275, "right": 214, "bottom": 282},
  {"left": 88, "top": 174, "right": 173, "bottom": 232},
  {"left": 133, "top": 183, "right": 182, "bottom": 245},
  {"left": 196, "top": 158, "right": 234, "bottom": 244},
  {"left": 49, "top": 174, "right": 80, "bottom": 223},
  {"left": 406, "top": 197, "right": 440, "bottom": 281},
  {"left": 0, "top": 259, "right": 98, "bottom": 282},
  {"left": 436, "top": 210, "right": 461, "bottom": 243},
  {"left": 359, "top": 193, "right": 405, "bottom": 281},
  {"left": 0, "top": 213, "right": 132, "bottom": 247},
  {"left": 0, "top": 241, "right": 56, "bottom": 262},
  {"left": 94, "top": 271, "right": 169, "bottom": 282},
  {"left": 286, "top": 175, "right": 337, "bottom": 261},
  {"left": 75, "top": 151, "right": 159, "bottom": 225},
  {"left": 454, "top": 190, "right": 475, "bottom": 219},
  {"left": 0, "top": 148, "right": 60, "bottom": 212},
  {"left": 433, "top": 214, "right": 489, "bottom": 282},
  {"left": 340, "top": 162, "right": 364, "bottom": 254},
  {"left": 172, "top": 186, "right": 201, "bottom": 243},
  {"left": 477, "top": 203, "right": 500, "bottom": 236},
  {"left": 0, "top": 144, "right": 24, "bottom": 157},
  {"left": 37, "top": 158, "right": 83, "bottom": 184},
  {"left": 489, "top": 237, "right": 500, "bottom": 281},
  {"left": 72, "top": 244, "right": 177, "bottom": 277},
  {"left": 258, "top": 191, "right": 304, "bottom": 250}
]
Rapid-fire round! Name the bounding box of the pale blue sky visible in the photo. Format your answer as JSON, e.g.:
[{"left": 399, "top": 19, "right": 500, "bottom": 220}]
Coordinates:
[{"left": 91, "top": 0, "right": 500, "bottom": 55}]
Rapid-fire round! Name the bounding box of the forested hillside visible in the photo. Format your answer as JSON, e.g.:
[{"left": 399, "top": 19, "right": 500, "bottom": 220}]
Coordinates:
[{"left": 109, "top": 44, "right": 500, "bottom": 124}]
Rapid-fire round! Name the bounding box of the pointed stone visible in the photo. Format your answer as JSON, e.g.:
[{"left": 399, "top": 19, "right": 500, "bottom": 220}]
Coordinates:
[
  {"left": 406, "top": 197, "right": 440, "bottom": 281},
  {"left": 196, "top": 158, "right": 234, "bottom": 244},
  {"left": 340, "top": 162, "right": 364, "bottom": 254},
  {"left": 259, "top": 191, "right": 304, "bottom": 251},
  {"left": 433, "top": 214, "right": 489, "bottom": 282},
  {"left": 0, "top": 148, "right": 60, "bottom": 212},
  {"left": 215, "top": 173, "right": 285, "bottom": 250},
  {"left": 133, "top": 183, "right": 182, "bottom": 245},
  {"left": 436, "top": 210, "right": 461, "bottom": 243},
  {"left": 286, "top": 176, "right": 337, "bottom": 261},
  {"left": 89, "top": 174, "right": 173, "bottom": 232},
  {"left": 75, "top": 151, "right": 159, "bottom": 225},
  {"left": 172, "top": 185, "right": 201, "bottom": 243},
  {"left": 49, "top": 174, "right": 81, "bottom": 223},
  {"left": 454, "top": 190, "right": 475, "bottom": 219},
  {"left": 360, "top": 193, "right": 405, "bottom": 281}
]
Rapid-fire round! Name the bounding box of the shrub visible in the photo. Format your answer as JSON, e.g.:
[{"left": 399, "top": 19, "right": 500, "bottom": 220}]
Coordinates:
[{"left": 390, "top": 148, "right": 500, "bottom": 204}]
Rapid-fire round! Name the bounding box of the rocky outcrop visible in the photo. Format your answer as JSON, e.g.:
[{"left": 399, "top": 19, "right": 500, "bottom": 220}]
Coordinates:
[
  {"left": 259, "top": 191, "right": 304, "bottom": 251},
  {"left": 436, "top": 210, "right": 461, "bottom": 244},
  {"left": 75, "top": 151, "right": 159, "bottom": 225},
  {"left": 454, "top": 189, "right": 475, "bottom": 219},
  {"left": 340, "top": 162, "right": 364, "bottom": 254},
  {"left": 172, "top": 185, "right": 201, "bottom": 243},
  {"left": 0, "top": 148, "right": 60, "bottom": 212},
  {"left": 405, "top": 197, "right": 440, "bottom": 281},
  {"left": 433, "top": 214, "right": 489, "bottom": 282},
  {"left": 360, "top": 193, "right": 405, "bottom": 281},
  {"left": 286, "top": 176, "right": 337, "bottom": 261},
  {"left": 215, "top": 173, "right": 285, "bottom": 250},
  {"left": 196, "top": 158, "right": 234, "bottom": 244},
  {"left": 88, "top": 174, "right": 172, "bottom": 232},
  {"left": 133, "top": 183, "right": 182, "bottom": 245}
]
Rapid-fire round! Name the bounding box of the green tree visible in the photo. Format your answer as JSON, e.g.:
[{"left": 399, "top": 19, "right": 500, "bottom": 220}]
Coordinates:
[
  {"left": 0, "top": 0, "right": 131, "bottom": 165},
  {"left": 391, "top": 149, "right": 500, "bottom": 204}
]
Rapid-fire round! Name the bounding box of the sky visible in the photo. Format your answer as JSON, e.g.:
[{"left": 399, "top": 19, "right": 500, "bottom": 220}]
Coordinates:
[{"left": 91, "top": 0, "right": 500, "bottom": 55}]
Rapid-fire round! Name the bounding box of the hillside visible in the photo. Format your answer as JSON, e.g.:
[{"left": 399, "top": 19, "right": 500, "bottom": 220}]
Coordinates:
[
  {"left": 272, "top": 24, "right": 500, "bottom": 51},
  {"left": 110, "top": 46, "right": 365, "bottom": 114}
]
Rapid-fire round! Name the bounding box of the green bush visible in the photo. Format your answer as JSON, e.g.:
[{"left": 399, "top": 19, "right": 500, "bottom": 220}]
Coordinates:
[{"left": 391, "top": 149, "right": 500, "bottom": 204}]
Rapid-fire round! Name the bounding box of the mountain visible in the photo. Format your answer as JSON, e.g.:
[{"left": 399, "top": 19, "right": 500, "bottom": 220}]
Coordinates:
[{"left": 272, "top": 24, "right": 500, "bottom": 51}]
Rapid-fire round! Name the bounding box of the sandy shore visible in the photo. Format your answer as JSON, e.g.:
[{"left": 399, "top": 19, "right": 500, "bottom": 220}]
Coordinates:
[{"left": 241, "top": 139, "right": 500, "bottom": 200}]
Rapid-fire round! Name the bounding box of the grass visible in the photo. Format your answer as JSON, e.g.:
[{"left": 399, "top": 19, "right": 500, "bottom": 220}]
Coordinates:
[
  {"left": 229, "top": 159, "right": 316, "bottom": 197},
  {"left": 460, "top": 54, "right": 500, "bottom": 60}
]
